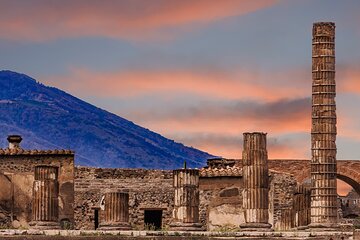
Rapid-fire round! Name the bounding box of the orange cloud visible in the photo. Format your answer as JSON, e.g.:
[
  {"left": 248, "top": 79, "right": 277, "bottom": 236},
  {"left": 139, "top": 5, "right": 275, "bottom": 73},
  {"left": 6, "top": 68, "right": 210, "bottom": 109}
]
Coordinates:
[
  {"left": 44, "top": 67, "right": 308, "bottom": 102},
  {"left": 0, "top": 0, "right": 278, "bottom": 41},
  {"left": 170, "top": 132, "right": 309, "bottom": 159},
  {"left": 338, "top": 66, "right": 360, "bottom": 94}
]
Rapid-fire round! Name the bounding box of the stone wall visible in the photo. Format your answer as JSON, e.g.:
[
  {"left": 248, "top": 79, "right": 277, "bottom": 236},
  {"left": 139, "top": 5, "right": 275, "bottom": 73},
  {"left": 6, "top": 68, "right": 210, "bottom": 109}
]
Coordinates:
[
  {"left": 75, "top": 166, "right": 299, "bottom": 231},
  {"left": 199, "top": 177, "right": 243, "bottom": 231},
  {"left": 74, "top": 167, "right": 174, "bottom": 230},
  {"left": 0, "top": 154, "right": 74, "bottom": 228},
  {"left": 268, "top": 172, "right": 297, "bottom": 230}
]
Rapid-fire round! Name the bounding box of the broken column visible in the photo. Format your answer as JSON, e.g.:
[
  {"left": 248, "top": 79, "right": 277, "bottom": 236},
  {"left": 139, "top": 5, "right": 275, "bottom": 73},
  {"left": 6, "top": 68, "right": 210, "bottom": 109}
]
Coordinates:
[
  {"left": 170, "top": 168, "right": 202, "bottom": 231},
  {"left": 294, "top": 184, "right": 311, "bottom": 229},
  {"left": 30, "top": 166, "right": 60, "bottom": 229},
  {"left": 240, "top": 132, "right": 271, "bottom": 230},
  {"left": 310, "top": 22, "right": 338, "bottom": 228},
  {"left": 99, "top": 192, "right": 131, "bottom": 230}
]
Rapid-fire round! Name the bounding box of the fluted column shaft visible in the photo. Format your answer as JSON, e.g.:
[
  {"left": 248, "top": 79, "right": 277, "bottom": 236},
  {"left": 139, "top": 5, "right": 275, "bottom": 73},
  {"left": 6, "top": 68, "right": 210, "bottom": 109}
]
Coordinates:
[
  {"left": 294, "top": 185, "right": 311, "bottom": 227},
  {"left": 310, "top": 22, "right": 338, "bottom": 228},
  {"left": 104, "top": 192, "right": 129, "bottom": 223},
  {"left": 170, "top": 169, "right": 202, "bottom": 231},
  {"left": 241, "top": 132, "right": 271, "bottom": 229},
  {"left": 31, "top": 166, "right": 60, "bottom": 229},
  {"left": 99, "top": 192, "right": 131, "bottom": 230}
]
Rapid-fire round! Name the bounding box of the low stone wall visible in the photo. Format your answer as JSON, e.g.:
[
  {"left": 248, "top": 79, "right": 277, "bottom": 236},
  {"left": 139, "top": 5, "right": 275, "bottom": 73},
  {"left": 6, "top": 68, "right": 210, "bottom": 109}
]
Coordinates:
[{"left": 0, "top": 229, "right": 355, "bottom": 240}]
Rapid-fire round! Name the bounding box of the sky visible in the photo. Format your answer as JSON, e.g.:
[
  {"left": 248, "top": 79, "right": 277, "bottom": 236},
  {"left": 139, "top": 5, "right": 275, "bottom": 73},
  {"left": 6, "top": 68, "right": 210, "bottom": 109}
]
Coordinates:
[{"left": 1, "top": 0, "right": 359, "bottom": 194}]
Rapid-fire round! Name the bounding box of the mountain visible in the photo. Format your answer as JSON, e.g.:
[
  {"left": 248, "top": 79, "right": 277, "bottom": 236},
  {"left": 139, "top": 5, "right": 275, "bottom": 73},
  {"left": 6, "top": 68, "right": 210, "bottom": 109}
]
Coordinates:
[{"left": 0, "top": 70, "right": 213, "bottom": 169}]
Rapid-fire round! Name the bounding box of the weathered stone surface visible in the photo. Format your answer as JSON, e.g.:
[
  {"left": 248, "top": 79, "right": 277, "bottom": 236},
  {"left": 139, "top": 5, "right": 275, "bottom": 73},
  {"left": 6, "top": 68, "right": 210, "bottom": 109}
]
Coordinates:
[
  {"left": 30, "top": 166, "right": 60, "bottom": 229},
  {"left": 208, "top": 204, "right": 244, "bottom": 231},
  {"left": 170, "top": 169, "right": 202, "bottom": 231},
  {"left": 99, "top": 192, "right": 131, "bottom": 230},
  {"left": 268, "top": 173, "right": 297, "bottom": 231},
  {"left": 241, "top": 132, "right": 271, "bottom": 230},
  {"left": 74, "top": 167, "right": 174, "bottom": 230},
  {"left": 0, "top": 152, "right": 74, "bottom": 228},
  {"left": 310, "top": 21, "right": 338, "bottom": 228}
]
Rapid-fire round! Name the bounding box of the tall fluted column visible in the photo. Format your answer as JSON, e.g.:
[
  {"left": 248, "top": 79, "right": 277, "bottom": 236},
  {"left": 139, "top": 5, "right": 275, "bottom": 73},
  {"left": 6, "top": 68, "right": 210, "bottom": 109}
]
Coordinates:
[
  {"left": 99, "top": 192, "right": 131, "bottom": 230},
  {"left": 30, "top": 166, "right": 60, "bottom": 229},
  {"left": 170, "top": 169, "right": 202, "bottom": 231},
  {"left": 240, "top": 132, "right": 271, "bottom": 230},
  {"left": 310, "top": 22, "right": 338, "bottom": 228}
]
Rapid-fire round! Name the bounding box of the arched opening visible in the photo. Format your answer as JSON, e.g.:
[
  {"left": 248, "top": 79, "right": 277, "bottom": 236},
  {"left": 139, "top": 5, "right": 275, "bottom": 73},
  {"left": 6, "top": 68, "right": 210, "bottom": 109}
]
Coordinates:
[
  {"left": 337, "top": 178, "right": 353, "bottom": 196},
  {"left": 337, "top": 174, "right": 360, "bottom": 196}
]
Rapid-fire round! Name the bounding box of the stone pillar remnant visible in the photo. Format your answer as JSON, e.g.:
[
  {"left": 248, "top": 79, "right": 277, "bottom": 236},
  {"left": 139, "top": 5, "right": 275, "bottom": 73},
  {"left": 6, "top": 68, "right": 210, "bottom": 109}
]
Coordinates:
[
  {"left": 294, "top": 184, "right": 311, "bottom": 229},
  {"left": 310, "top": 22, "right": 338, "bottom": 229},
  {"left": 30, "top": 166, "right": 60, "bottom": 229},
  {"left": 170, "top": 168, "right": 202, "bottom": 231},
  {"left": 240, "top": 132, "right": 271, "bottom": 230},
  {"left": 99, "top": 192, "right": 131, "bottom": 230}
]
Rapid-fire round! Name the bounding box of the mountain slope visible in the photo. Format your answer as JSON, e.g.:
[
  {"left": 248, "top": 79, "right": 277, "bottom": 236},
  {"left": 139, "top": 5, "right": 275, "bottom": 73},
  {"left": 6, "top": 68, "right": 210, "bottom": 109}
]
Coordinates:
[{"left": 0, "top": 70, "right": 213, "bottom": 169}]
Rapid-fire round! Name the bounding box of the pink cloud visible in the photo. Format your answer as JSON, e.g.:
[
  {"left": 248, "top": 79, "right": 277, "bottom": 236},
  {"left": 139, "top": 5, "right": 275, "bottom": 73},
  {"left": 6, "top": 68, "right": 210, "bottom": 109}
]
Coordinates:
[
  {"left": 43, "top": 67, "right": 308, "bottom": 102},
  {"left": 0, "top": 0, "right": 278, "bottom": 41}
]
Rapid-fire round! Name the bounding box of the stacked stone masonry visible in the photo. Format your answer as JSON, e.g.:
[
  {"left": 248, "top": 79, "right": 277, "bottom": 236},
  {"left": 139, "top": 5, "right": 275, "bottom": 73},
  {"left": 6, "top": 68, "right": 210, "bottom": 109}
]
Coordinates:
[
  {"left": 311, "top": 22, "right": 338, "bottom": 228},
  {"left": 170, "top": 169, "right": 202, "bottom": 230}
]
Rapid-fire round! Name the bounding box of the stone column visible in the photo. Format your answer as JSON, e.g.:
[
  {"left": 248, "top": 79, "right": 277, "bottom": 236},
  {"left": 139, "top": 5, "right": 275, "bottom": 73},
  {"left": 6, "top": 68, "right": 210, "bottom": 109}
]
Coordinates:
[
  {"left": 30, "top": 166, "right": 60, "bottom": 229},
  {"left": 310, "top": 22, "right": 338, "bottom": 229},
  {"left": 240, "top": 132, "right": 271, "bottom": 230},
  {"left": 170, "top": 169, "right": 202, "bottom": 231},
  {"left": 294, "top": 184, "right": 311, "bottom": 229},
  {"left": 99, "top": 192, "right": 131, "bottom": 230}
]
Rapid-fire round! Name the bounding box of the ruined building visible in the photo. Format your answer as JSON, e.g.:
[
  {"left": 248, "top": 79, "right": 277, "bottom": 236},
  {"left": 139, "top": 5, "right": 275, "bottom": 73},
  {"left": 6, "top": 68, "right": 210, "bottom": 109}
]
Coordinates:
[{"left": 0, "top": 22, "right": 360, "bottom": 232}]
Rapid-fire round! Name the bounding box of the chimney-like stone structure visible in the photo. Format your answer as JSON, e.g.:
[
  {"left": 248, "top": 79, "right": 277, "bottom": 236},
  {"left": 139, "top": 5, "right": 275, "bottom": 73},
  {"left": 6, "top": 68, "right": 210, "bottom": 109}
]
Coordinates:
[
  {"left": 310, "top": 22, "right": 338, "bottom": 228},
  {"left": 240, "top": 132, "right": 271, "bottom": 230},
  {"left": 170, "top": 169, "right": 202, "bottom": 231},
  {"left": 7, "top": 135, "right": 22, "bottom": 150},
  {"left": 30, "top": 166, "right": 60, "bottom": 229},
  {"left": 99, "top": 192, "right": 131, "bottom": 230}
]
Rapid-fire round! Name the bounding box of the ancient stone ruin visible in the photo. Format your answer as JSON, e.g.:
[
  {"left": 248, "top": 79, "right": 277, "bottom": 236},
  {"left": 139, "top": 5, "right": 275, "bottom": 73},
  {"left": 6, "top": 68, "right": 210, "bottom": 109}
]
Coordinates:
[
  {"left": 240, "top": 132, "right": 271, "bottom": 230},
  {"left": 0, "top": 22, "right": 359, "bottom": 239},
  {"left": 310, "top": 22, "right": 338, "bottom": 229}
]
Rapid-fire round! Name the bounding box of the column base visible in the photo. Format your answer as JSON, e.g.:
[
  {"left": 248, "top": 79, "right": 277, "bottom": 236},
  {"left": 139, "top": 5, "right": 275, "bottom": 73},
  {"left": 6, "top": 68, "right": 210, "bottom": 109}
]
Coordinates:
[
  {"left": 240, "top": 222, "right": 273, "bottom": 231},
  {"left": 169, "top": 222, "right": 203, "bottom": 231},
  {"left": 98, "top": 222, "right": 132, "bottom": 230},
  {"left": 29, "top": 221, "right": 61, "bottom": 230},
  {"left": 308, "top": 222, "right": 339, "bottom": 231},
  {"left": 296, "top": 225, "right": 309, "bottom": 230}
]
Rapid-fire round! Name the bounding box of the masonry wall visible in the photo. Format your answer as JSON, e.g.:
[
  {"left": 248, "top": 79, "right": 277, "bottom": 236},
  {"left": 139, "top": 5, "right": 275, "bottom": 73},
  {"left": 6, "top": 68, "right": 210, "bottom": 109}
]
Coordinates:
[
  {"left": 74, "top": 166, "right": 299, "bottom": 231},
  {"left": 0, "top": 154, "right": 75, "bottom": 228},
  {"left": 199, "top": 177, "right": 244, "bottom": 231},
  {"left": 74, "top": 167, "right": 174, "bottom": 230},
  {"left": 269, "top": 172, "right": 297, "bottom": 230}
]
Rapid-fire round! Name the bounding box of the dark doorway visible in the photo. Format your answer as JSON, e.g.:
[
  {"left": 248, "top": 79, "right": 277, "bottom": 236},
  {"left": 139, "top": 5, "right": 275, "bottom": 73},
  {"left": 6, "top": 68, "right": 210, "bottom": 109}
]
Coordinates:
[
  {"left": 94, "top": 209, "right": 99, "bottom": 230},
  {"left": 144, "top": 210, "right": 162, "bottom": 230}
]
